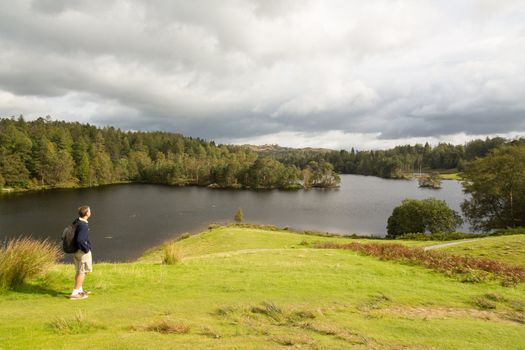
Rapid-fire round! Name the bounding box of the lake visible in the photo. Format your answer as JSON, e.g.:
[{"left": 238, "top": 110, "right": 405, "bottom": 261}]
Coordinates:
[{"left": 0, "top": 175, "right": 470, "bottom": 262}]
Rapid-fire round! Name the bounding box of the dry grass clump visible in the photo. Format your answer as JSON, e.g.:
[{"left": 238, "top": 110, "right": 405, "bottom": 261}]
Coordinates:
[
  {"left": 315, "top": 241, "right": 525, "bottom": 286},
  {"left": 250, "top": 301, "right": 284, "bottom": 321},
  {"left": 48, "top": 310, "right": 104, "bottom": 334},
  {"left": 471, "top": 296, "right": 497, "bottom": 310},
  {"left": 0, "top": 237, "right": 62, "bottom": 291},
  {"left": 141, "top": 318, "right": 190, "bottom": 334},
  {"left": 162, "top": 242, "right": 182, "bottom": 265}
]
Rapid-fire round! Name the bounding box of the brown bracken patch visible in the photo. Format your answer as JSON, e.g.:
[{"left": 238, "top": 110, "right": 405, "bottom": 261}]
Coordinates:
[{"left": 315, "top": 241, "right": 525, "bottom": 286}]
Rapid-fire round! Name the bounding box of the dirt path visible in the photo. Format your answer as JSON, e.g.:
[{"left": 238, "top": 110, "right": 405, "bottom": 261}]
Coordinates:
[
  {"left": 423, "top": 239, "right": 479, "bottom": 251},
  {"left": 184, "top": 241, "right": 480, "bottom": 260},
  {"left": 184, "top": 248, "right": 306, "bottom": 260}
]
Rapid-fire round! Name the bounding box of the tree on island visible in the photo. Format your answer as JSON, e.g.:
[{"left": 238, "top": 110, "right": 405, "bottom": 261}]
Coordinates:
[
  {"left": 387, "top": 198, "right": 463, "bottom": 238},
  {"left": 418, "top": 172, "right": 442, "bottom": 189},
  {"left": 303, "top": 160, "right": 340, "bottom": 188},
  {"left": 461, "top": 145, "right": 525, "bottom": 231},
  {"left": 234, "top": 208, "right": 244, "bottom": 223}
]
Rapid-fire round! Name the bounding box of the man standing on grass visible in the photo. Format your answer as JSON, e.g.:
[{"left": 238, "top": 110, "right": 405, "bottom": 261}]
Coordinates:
[{"left": 70, "top": 205, "right": 93, "bottom": 300}]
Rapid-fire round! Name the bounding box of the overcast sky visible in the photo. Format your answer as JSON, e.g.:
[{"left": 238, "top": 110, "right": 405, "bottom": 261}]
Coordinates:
[{"left": 1, "top": 0, "right": 524, "bottom": 150}]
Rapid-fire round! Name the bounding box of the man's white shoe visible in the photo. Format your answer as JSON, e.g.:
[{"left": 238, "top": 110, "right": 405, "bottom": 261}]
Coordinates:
[{"left": 69, "top": 293, "right": 88, "bottom": 300}]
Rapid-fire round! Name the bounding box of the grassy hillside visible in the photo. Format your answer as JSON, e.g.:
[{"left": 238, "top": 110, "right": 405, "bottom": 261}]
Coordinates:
[
  {"left": 139, "top": 225, "right": 437, "bottom": 263},
  {"left": 439, "top": 234, "right": 525, "bottom": 266},
  {"left": 1, "top": 226, "right": 524, "bottom": 350}
]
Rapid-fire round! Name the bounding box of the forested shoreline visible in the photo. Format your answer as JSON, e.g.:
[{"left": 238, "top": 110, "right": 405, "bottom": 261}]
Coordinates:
[
  {"left": 1, "top": 116, "right": 524, "bottom": 192},
  {"left": 254, "top": 137, "right": 525, "bottom": 178},
  {"left": 0, "top": 116, "right": 339, "bottom": 191}
]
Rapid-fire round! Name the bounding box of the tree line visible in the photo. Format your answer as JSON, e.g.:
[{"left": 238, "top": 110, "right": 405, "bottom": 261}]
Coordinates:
[
  {"left": 0, "top": 117, "right": 340, "bottom": 191},
  {"left": 257, "top": 137, "right": 524, "bottom": 178}
]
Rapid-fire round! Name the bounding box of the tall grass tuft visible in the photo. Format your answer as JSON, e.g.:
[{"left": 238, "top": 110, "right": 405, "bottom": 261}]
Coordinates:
[
  {"left": 162, "top": 242, "right": 182, "bottom": 265},
  {"left": 0, "top": 237, "right": 62, "bottom": 291},
  {"left": 48, "top": 310, "right": 105, "bottom": 334},
  {"left": 141, "top": 318, "right": 190, "bottom": 334}
]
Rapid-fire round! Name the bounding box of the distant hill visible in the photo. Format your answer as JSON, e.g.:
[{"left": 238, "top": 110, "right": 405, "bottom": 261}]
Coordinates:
[{"left": 243, "top": 144, "right": 334, "bottom": 154}]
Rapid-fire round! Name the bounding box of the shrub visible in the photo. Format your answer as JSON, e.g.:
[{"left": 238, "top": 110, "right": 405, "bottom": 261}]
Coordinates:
[
  {"left": 387, "top": 198, "right": 463, "bottom": 238},
  {"left": 460, "top": 269, "right": 488, "bottom": 284},
  {"left": 471, "top": 296, "right": 497, "bottom": 310},
  {"left": 234, "top": 208, "right": 244, "bottom": 223},
  {"left": 162, "top": 242, "right": 181, "bottom": 265},
  {"left": 0, "top": 237, "right": 62, "bottom": 291},
  {"left": 490, "top": 227, "right": 525, "bottom": 236}
]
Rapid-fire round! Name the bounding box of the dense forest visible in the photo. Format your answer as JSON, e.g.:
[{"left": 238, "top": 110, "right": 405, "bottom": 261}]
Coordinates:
[
  {"left": 255, "top": 137, "right": 525, "bottom": 178},
  {"left": 0, "top": 116, "right": 339, "bottom": 191},
  {"left": 1, "top": 116, "right": 523, "bottom": 192}
]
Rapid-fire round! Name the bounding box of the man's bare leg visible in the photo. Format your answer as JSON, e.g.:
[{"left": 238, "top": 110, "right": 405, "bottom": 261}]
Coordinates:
[{"left": 74, "top": 272, "right": 85, "bottom": 290}]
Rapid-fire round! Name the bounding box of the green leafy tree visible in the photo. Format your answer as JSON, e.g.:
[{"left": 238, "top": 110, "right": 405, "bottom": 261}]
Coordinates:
[
  {"left": 78, "top": 152, "right": 91, "bottom": 186},
  {"left": 302, "top": 166, "right": 313, "bottom": 188},
  {"left": 89, "top": 142, "right": 113, "bottom": 185},
  {"left": 0, "top": 124, "right": 32, "bottom": 157},
  {"left": 0, "top": 149, "right": 30, "bottom": 187},
  {"left": 303, "top": 161, "right": 340, "bottom": 188},
  {"left": 418, "top": 172, "right": 442, "bottom": 188},
  {"left": 246, "top": 157, "right": 286, "bottom": 189},
  {"left": 50, "top": 127, "right": 73, "bottom": 152},
  {"left": 387, "top": 199, "right": 426, "bottom": 236},
  {"left": 387, "top": 198, "right": 463, "bottom": 238},
  {"left": 461, "top": 145, "right": 525, "bottom": 231},
  {"left": 127, "top": 150, "right": 153, "bottom": 181},
  {"left": 54, "top": 149, "right": 76, "bottom": 185},
  {"left": 32, "top": 137, "right": 74, "bottom": 186},
  {"left": 113, "top": 158, "right": 130, "bottom": 182}
]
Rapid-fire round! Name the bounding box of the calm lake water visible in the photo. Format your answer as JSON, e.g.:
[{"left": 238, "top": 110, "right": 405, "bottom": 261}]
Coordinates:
[{"left": 0, "top": 175, "right": 470, "bottom": 262}]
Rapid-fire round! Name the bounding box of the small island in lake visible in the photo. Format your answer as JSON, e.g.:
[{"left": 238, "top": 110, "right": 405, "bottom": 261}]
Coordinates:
[{"left": 417, "top": 173, "right": 442, "bottom": 189}]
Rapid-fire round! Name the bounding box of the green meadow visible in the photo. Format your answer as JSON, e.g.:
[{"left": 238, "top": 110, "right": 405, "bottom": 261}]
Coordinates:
[
  {"left": 440, "top": 234, "right": 525, "bottom": 266},
  {"left": 1, "top": 226, "right": 524, "bottom": 349}
]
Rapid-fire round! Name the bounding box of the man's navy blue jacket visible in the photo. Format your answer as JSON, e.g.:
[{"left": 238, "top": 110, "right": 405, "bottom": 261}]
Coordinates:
[{"left": 73, "top": 218, "right": 92, "bottom": 253}]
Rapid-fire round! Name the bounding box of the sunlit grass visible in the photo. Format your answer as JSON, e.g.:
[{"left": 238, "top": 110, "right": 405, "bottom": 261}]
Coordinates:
[
  {"left": 0, "top": 226, "right": 524, "bottom": 349},
  {"left": 441, "top": 234, "right": 525, "bottom": 266}
]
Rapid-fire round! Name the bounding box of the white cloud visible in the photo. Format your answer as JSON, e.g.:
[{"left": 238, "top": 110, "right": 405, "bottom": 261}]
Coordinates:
[
  {"left": 0, "top": 0, "right": 524, "bottom": 147},
  {"left": 224, "top": 130, "right": 525, "bottom": 151}
]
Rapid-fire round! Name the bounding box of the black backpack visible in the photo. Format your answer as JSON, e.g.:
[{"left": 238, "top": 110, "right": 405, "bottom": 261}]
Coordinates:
[{"left": 61, "top": 222, "right": 78, "bottom": 253}]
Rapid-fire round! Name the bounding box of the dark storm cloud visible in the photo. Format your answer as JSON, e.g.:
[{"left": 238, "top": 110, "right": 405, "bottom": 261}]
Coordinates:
[{"left": 0, "top": 0, "right": 524, "bottom": 146}]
